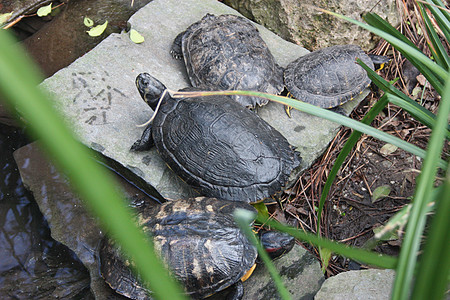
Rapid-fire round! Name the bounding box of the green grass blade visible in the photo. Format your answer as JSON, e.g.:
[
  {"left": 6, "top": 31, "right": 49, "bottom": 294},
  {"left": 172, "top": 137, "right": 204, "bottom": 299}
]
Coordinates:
[
  {"left": 316, "top": 94, "right": 390, "bottom": 234},
  {"left": 320, "top": 9, "right": 448, "bottom": 83},
  {"left": 411, "top": 171, "right": 450, "bottom": 300},
  {"left": 0, "top": 29, "right": 186, "bottom": 300},
  {"left": 391, "top": 61, "right": 450, "bottom": 300},
  {"left": 255, "top": 215, "right": 397, "bottom": 269},
  {"left": 358, "top": 59, "right": 450, "bottom": 138},
  {"left": 427, "top": 0, "right": 450, "bottom": 42},
  {"left": 180, "top": 90, "right": 447, "bottom": 170},
  {"left": 363, "top": 12, "right": 445, "bottom": 93},
  {"left": 418, "top": 3, "right": 450, "bottom": 69},
  {"left": 234, "top": 209, "right": 292, "bottom": 300}
]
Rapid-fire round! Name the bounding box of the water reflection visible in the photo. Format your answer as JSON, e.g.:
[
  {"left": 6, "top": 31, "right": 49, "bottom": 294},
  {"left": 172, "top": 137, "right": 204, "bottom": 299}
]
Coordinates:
[{"left": 0, "top": 125, "right": 90, "bottom": 298}]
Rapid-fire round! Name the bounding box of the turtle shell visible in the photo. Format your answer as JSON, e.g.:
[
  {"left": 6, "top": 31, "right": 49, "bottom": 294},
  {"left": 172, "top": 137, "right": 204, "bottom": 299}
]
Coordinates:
[
  {"left": 152, "top": 88, "right": 301, "bottom": 203},
  {"left": 284, "top": 44, "right": 375, "bottom": 108},
  {"left": 177, "top": 14, "right": 284, "bottom": 108},
  {"left": 100, "top": 197, "right": 257, "bottom": 299}
]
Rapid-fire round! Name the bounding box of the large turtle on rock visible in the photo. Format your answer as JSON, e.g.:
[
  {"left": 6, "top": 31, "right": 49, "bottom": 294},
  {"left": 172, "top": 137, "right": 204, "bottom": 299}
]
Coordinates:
[
  {"left": 131, "top": 73, "right": 301, "bottom": 203},
  {"left": 100, "top": 197, "right": 295, "bottom": 300},
  {"left": 171, "top": 13, "right": 284, "bottom": 108}
]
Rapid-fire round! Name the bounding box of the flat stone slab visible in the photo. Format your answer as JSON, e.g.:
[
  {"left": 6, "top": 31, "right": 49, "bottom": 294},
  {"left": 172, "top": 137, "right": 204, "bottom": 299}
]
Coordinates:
[
  {"left": 14, "top": 142, "right": 324, "bottom": 299},
  {"left": 40, "top": 0, "right": 366, "bottom": 201},
  {"left": 314, "top": 269, "right": 396, "bottom": 300}
]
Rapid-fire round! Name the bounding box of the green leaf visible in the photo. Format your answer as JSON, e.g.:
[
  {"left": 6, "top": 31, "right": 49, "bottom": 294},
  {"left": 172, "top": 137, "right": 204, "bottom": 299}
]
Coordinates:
[
  {"left": 380, "top": 143, "right": 398, "bottom": 155},
  {"left": 319, "top": 247, "right": 332, "bottom": 273},
  {"left": 0, "top": 12, "right": 13, "bottom": 25},
  {"left": 86, "top": 21, "right": 108, "bottom": 37},
  {"left": 252, "top": 201, "right": 269, "bottom": 219},
  {"left": 373, "top": 225, "right": 399, "bottom": 241},
  {"left": 372, "top": 185, "right": 392, "bottom": 203},
  {"left": 317, "top": 95, "right": 389, "bottom": 234},
  {"left": 256, "top": 215, "right": 397, "bottom": 269},
  {"left": 130, "top": 29, "right": 145, "bottom": 44},
  {"left": 37, "top": 3, "right": 52, "bottom": 17},
  {"left": 83, "top": 17, "right": 94, "bottom": 27},
  {"left": 392, "top": 54, "right": 450, "bottom": 300},
  {"left": 234, "top": 209, "right": 292, "bottom": 300}
]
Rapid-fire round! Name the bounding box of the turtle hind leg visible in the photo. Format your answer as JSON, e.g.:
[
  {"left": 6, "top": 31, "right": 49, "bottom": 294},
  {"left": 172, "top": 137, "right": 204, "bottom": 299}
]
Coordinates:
[
  {"left": 131, "top": 124, "right": 155, "bottom": 151},
  {"left": 225, "top": 281, "right": 244, "bottom": 300},
  {"left": 170, "top": 31, "right": 185, "bottom": 60}
]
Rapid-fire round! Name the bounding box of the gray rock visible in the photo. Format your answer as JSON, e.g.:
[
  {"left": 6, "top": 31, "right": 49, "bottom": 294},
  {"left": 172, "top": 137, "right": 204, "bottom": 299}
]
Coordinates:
[
  {"left": 224, "top": 0, "right": 400, "bottom": 50},
  {"left": 14, "top": 142, "right": 324, "bottom": 299},
  {"left": 40, "top": 0, "right": 365, "bottom": 201},
  {"left": 243, "top": 245, "right": 324, "bottom": 299},
  {"left": 315, "top": 269, "right": 396, "bottom": 300}
]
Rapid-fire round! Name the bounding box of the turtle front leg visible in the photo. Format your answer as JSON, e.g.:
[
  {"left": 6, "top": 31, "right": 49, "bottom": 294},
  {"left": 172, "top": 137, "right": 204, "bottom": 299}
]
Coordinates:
[
  {"left": 131, "top": 124, "right": 155, "bottom": 151},
  {"left": 170, "top": 31, "right": 185, "bottom": 60},
  {"left": 225, "top": 281, "right": 244, "bottom": 300}
]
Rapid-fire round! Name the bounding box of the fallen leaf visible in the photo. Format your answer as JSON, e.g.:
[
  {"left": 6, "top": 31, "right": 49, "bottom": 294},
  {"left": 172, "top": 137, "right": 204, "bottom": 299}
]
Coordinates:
[
  {"left": 84, "top": 17, "right": 94, "bottom": 27},
  {"left": 87, "top": 21, "right": 108, "bottom": 37},
  {"left": 380, "top": 143, "right": 398, "bottom": 155},
  {"left": 372, "top": 184, "right": 391, "bottom": 203},
  {"left": 37, "top": 3, "right": 52, "bottom": 17},
  {"left": 130, "top": 29, "right": 145, "bottom": 44},
  {"left": 0, "top": 12, "right": 13, "bottom": 25}
]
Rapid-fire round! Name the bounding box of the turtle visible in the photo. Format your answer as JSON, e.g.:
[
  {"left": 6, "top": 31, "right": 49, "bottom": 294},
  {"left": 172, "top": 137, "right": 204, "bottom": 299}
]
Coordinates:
[
  {"left": 131, "top": 73, "right": 302, "bottom": 203},
  {"left": 170, "top": 13, "right": 284, "bottom": 109},
  {"left": 284, "top": 44, "right": 383, "bottom": 109},
  {"left": 100, "top": 197, "right": 295, "bottom": 300}
]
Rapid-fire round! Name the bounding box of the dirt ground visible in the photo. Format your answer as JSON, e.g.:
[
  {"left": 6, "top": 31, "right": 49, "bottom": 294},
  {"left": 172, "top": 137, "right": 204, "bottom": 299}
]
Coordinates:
[{"left": 273, "top": 1, "right": 449, "bottom": 275}]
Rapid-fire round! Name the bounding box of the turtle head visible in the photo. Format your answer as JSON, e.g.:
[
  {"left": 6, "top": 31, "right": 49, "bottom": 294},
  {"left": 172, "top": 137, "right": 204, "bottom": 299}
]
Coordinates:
[
  {"left": 136, "top": 73, "right": 167, "bottom": 110},
  {"left": 259, "top": 230, "right": 295, "bottom": 260}
]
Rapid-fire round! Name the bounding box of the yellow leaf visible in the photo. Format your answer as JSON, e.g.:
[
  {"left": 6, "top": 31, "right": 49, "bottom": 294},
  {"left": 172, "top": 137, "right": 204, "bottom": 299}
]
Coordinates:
[
  {"left": 37, "top": 3, "right": 52, "bottom": 17},
  {"left": 129, "top": 29, "right": 145, "bottom": 44},
  {"left": 0, "top": 12, "right": 13, "bottom": 25},
  {"left": 83, "top": 17, "right": 94, "bottom": 27},
  {"left": 87, "top": 21, "right": 108, "bottom": 37}
]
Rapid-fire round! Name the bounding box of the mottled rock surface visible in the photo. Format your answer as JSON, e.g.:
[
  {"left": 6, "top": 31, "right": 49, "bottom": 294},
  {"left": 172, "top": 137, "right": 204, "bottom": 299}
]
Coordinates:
[
  {"left": 315, "top": 269, "right": 396, "bottom": 300},
  {"left": 40, "top": 0, "right": 367, "bottom": 202},
  {"left": 224, "top": 0, "right": 400, "bottom": 50}
]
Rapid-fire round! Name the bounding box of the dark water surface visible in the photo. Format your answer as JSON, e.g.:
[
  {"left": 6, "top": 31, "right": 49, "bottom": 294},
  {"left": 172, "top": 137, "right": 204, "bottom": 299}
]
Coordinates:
[{"left": 0, "top": 125, "right": 91, "bottom": 298}]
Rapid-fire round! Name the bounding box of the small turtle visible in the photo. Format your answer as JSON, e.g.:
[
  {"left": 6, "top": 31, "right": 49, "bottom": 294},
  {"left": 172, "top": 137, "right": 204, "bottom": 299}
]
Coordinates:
[
  {"left": 100, "top": 197, "right": 295, "bottom": 300},
  {"left": 131, "top": 73, "right": 301, "bottom": 203},
  {"left": 171, "top": 13, "right": 284, "bottom": 108},
  {"left": 284, "top": 44, "right": 381, "bottom": 109}
]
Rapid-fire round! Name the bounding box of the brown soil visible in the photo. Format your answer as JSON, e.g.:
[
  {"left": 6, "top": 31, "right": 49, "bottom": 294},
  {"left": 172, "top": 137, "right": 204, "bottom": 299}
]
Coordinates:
[{"left": 273, "top": 0, "right": 449, "bottom": 277}]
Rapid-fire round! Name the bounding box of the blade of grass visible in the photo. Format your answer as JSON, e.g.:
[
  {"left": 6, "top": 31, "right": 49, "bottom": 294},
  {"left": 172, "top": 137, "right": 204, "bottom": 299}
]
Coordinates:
[
  {"left": 321, "top": 7, "right": 448, "bottom": 85},
  {"left": 255, "top": 215, "right": 397, "bottom": 269},
  {"left": 234, "top": 209, "right": 292, "bottom": 300},
  {"left": 363, "top": 12, "right": 445, "bottom": 93},
  {"left": 173, "top": 90, "right": 448, "bottom": 170},
  {"left": 411, "top": 168, "right": 450, "bottom": 300},
  {"left": 316, "top": 94, "right": 389, "bottom": 234},
  {"left": 426, "top": 0, "right": 450, "bottom": 41},
  {"left": 418, "top": 3, "right": 450, "bottom": 69},
  {"left": 391, "top": 61, "right": 450, "bottom": 300},
  {"left": 358, "top": 59, "right": 450, "bottom": 138},
  {"left": 0, "top": 29, "right": 186, "bottom": 300}
]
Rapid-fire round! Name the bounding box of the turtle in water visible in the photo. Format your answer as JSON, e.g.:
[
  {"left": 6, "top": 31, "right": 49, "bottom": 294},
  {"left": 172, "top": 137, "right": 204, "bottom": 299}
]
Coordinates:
[
  {"left": 100, "top": 197, "right": 295, "bottom": 300},
  {"left": 131, "top": 73, "right": 301, "bottom": 203},
  {"left": 171, "top": 13, "right": 284, "bottom": 109},
  {"left": 284, "top": 44, "right": 388, "bottom": 109}
]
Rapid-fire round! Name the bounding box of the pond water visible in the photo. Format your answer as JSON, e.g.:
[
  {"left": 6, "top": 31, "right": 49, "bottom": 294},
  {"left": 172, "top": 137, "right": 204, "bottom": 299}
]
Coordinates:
[
  {"left": 0, "top": 0, "right": 155, "bottom": 297},
  {"left": 0, "top": 125, "right": 91, "bottom": 298}
]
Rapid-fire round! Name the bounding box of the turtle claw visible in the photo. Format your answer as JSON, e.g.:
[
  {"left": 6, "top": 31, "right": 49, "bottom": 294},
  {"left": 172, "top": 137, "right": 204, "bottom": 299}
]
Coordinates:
[{"left": 284, "top": 105, "right": 293, "bottom": 118}]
